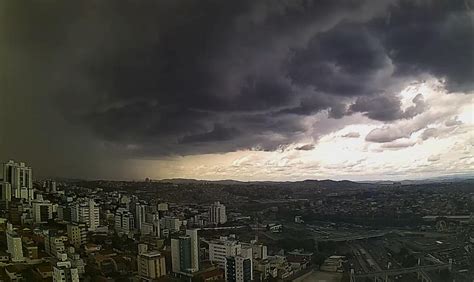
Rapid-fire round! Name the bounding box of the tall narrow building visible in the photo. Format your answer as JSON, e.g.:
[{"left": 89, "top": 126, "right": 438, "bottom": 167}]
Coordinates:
[
  {"left": 209, "top": 201, "right": 227, "bottom": 225},
  {"left": 67, "top": 222, "right": 87, "bottom": 249},
  {"left": 115, "top": 207, "right": 134, "bottom": 235},
  {"left": 171, "top": 229, "right": 199, "bottom": 274},
  {"left": 0, "top": 182, "right": 12, "bottom": 202},
  {"left": 135, "top": 203, "right": 147, "bottom": 232},
  {"left": 144, "top": 212, "right": 161, "bottom": 237},
  {"left": 71, "top": 198, "right": 100, "bottom": 231},
  {"left": 225, "top": 254, "right": 253, "bottom": 282},
  {"left": 8, "top": 199, "right": 23, "bottom": 225},
  {"left": 6, "top": 223, "right": 24, "bottom": 262}
]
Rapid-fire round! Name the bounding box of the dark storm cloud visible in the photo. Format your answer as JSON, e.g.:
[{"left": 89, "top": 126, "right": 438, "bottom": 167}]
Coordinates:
[
  {"left": 180, "top": 124, "right": 240, "bottom": 144},
  {"left": 286, "top": 23, "right": 391, "bottom": 97},
  {"left": 371, "top": 0, "right": 474, "bottom": 92},
  {"left": 47, "top": 0, "right": 396, "bottom": 156},
  {"left": 350, "top": 95, "right": 405, "bottom": 121},
  {"left": 1, "top": 0, "right": 472, "bottom": 176},
  {"left": 349, "top": 93, "right": 426, "bottom": 121}
]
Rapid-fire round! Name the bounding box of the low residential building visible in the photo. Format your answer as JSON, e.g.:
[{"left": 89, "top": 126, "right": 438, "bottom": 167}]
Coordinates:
[{"left": 320, "top": 255, "right": 345, "bottom": 272}]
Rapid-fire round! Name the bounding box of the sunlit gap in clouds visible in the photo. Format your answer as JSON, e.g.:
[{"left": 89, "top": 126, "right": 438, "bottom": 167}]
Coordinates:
[{"left": 128, "top": 78, "right": 474, "bottom": 181}]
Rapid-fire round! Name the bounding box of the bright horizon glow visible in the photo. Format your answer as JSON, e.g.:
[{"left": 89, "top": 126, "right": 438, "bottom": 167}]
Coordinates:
[{"left": 125, "top": 78, "right": 473, "bottom": 182}]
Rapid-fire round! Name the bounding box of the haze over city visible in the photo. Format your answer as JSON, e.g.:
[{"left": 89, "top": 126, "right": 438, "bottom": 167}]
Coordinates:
[{"left": 1, "top": 0, "right": 472, "bottom": 181}]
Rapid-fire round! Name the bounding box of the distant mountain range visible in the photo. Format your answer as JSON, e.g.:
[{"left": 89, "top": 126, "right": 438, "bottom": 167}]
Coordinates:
[
  {"left": 158, "top": 174, "right": 474, "bottom": 186},
  {"left": 46, "top": 173, "right": 474, "bottom": 186},
  {"left": 362, "top": 173, "right": 474, "bottom": 185},
  {"left": 156, "top": 178, "right": 365, "bottom": 186},
  {"left": 158, "top": 178, "right": 300, "bottom": 185}
]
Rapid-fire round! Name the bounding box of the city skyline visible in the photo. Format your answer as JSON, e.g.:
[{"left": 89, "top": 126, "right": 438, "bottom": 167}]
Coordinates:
[
  {"left": 1, "top": 1, "right": 473, "bottom": 181},
  {"left": 0, "top": 158, "right": 470, "bottom": 281}
]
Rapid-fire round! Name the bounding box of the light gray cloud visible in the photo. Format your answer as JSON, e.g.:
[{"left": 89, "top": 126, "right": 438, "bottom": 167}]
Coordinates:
[
  {"left": 342, "top": 132, "right": 361, "bottom": 138},
  {"left": 380, "top": 139, "right": 417, "bottom": 149},
  {"left": 366, "top": 127, "right": 410, "bottom": 143},
  {"left": 295, "top": 144, "right": 315, "bottom": 151}
]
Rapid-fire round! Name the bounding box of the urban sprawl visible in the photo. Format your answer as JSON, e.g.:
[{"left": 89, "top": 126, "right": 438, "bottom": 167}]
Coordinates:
[{"left": 0, "top": 160, "right": 473, "bottom": 281}]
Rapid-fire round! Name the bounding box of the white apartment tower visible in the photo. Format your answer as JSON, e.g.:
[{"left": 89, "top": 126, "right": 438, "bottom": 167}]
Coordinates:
[
  {"left": 71, "top": 198, "right": 100, "bottom": 231},
  {"left": 115, "top": 207, "right": 134, "bottom": 234},
  {"left": 6, "top": 223, "right": 24, "bottom": 262},
  {"left": 67, "top": 222, "right": 87, "bottom": 249},
  {"left": 209, "top": 237, "right": 241, "bottom": 268},
  {"left": 209, "top": 201, "right": 227, "bottom": 225}
]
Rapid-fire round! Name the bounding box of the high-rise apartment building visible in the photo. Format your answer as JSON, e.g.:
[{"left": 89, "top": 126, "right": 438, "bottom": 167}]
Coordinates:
[
  {"left": 32, "top": 200, "right": 53, "bottom": 223},
  {"left": 209, "top": 237, "right": 241, "bottom": 268},
  {"left": 57, "top": 205, "right": 73, "bottom": 222},
  {"left": 162, "top": 216, "right": 181, "bottom": 232},
  {"left": 8, "top": 198, "right": 23, "bottom": 225},
  {"left": 209, "top": 201, "right": 227, "bottom": 225},
  {"left": 67, "top": 222, "right": 87, "bottom": 249},
  {"left": 143, "top": 212, "right": 161, "bottom": 237},
  {"left": 2, "top": 160, "right": 34, "bottom": 201},
  {"left": 135, "top": 203, "right": 147, "bottom": 232},
  {"left": 71, "top": 198, "right": 99, "bottom": 231},
  {"left": 115, "top": 207, "right": 134, "bottom": 234},
  {"left": 6, "top": 224, "right": 24, "bottom": 262},
  {"left": 241, "top": 242, "right": 267, "bottom": 260},
  {"left": 225, "top": 254, "right": 253, "bottom": 282},
  {"left": 171, "top": 229, "right": 199, "bottom": 274},
  {"left": 0, "top": 182, "right": 12, "bottom": 203},
  {"left": 45, "top": 180, "right": 57, "bottom": 193}
]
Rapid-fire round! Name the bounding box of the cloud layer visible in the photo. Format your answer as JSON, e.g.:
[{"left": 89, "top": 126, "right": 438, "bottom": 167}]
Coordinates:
[{"left": 0, "top": 0, "right": 472, "bottom": 179}]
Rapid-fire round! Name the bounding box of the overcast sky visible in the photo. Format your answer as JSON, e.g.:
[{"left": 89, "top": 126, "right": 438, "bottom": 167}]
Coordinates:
[{"left": 0, "top": 0, "right": 472, "bottom": 181}]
